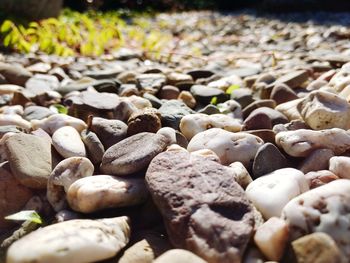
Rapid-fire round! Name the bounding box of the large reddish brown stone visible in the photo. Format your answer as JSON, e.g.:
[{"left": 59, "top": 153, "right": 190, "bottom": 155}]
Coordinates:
[{"left": 145, "top": 151, "right": 255, "bottom": 263}]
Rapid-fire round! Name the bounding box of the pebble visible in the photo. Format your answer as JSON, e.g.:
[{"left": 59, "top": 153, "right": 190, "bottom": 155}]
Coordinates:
[
  {"left": 282, "top": 179, "right": 350, "bottom": 257},
  {"left": 274, "top": 70, "right": 309, "bottom": 89},
  {"left": 6, "top": 217, "right": 130, "bottom": 263},
  {"left": 52, "top": 126, "right": 86, "bottom": 158},
  {"left": 67, "top": 175, "right": 148, "bottom": 213},
  {"left": 179, "top": 113, "right": 242, "bottom": 140},
  {"left": 4, "top": 133, "right": 52, "bottom": 189},
  {"left": 292, "top": 232, "right": 346, "bottom": 263},
  {"left": 254, "top": 217, "right": 289, "bottom": 261},
  {"left": 101, "top": 132, "right": 169, "bottom": 175},
  {"left": 187, "top": 128, "right": 263, "bottom": 166},
  {"left": 154, "top": 249, "right": 207, "bottom": 263},
  {"left": 190, "top": 84, "right": 227, "bottom": 104},
  {"left": 270, "top": 83, "right": 298, "bottom": 104},
  {"left": 178, "top": 90, "right": 197, "bottom": 108},
  {"left": 158, "top": 99, "right": 195, "bottom": 129},
  {"left": 305, "top": 170, "right": 339, "bottom": 189},
  {"left": 127, "top": 108, "right": 162, "bottom": 135},
  {"left": 47, "top": 157, "right": 94, "bottom": 212},
  {"left": 246, "top": 168, "right": 309, "bottom": 219},
  {"left": 298, "top": 148, "right": 334, "bottom": 173},
  {"left": 242, "top": 107, "right": 288, "bottom": 130},
  {"left": 81, "top": 129, "right": 105, "bottom": 164},
  {"left": 329, "top": 156, "right": 350, "bottom": 179}
]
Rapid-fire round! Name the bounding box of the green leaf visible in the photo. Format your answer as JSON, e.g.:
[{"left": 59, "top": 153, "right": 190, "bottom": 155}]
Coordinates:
[
  {"left": 5, "top": 210, "right": 42, "bottom": 224},
  {"left": 210, "top": 96, "right": 218, "bottom": 105},
  {"left": 3, "top": 34, "right": 12, "bottom": 47},
  {"left": 1, "top": 20, "right": 12, "bottom": 33},
  {"left": 226, "top": 84, "right": 240, "bottom": 95},
  {"left": 51, "top": 104, "right": 68, "bottom": 114}
]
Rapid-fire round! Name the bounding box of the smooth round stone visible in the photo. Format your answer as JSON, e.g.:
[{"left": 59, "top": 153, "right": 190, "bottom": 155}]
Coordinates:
[
  {"left": 282, "top": 179, "right": 350, "bottom": 257},
  {"left": 143, "top": 93, "right": 163, "bottom": 109},
  {"left": 275, "top": 98, "right": 303, "bottom": 121},
  {"left": 305, "top": 170, "right": 339, "bottom": 189},
  {"left": 190, "top": 84, "right": 227, "bottom": 104},
  {"left": 31, "top": 114, "right": 87, "bottom": 135},
  {"left": 274, "top": 70, "right": 308, "bottom": 89},
  {"left": 217, "top": 100, "right": 242, "bottom": 119},
  {"left": 292, "top": 232, "right": 345, "bottom": 263},
  {"left": 157, "top": 127, "right": 188, "bottom": 148},
  {"left": 6, "top": 217, "right": 130, "bottom": 263},
  {"left": 229, "top": 162, "right": 253, "bottom": 189},
  {"left": 178, "top": 90, "right": 197, "bottom": 109},
  {"left": 254, "top": 217, "right": 289, "bottom": 261},
  {"left": 298, "top": 90, "right": 350, "bottom": 130},
  {"left": 166, "top": 72, "right": 193, "bottom": 87},
  {"left": 4, "top": 133, "right": 52, "bottom": 189},
  {"left": 136, "top": 73, "right": 166, "bottom": 94},
  {"left": 0, "top": 162, "right": 33, "bottom": 231},
  {"left": 0, "top": 84, "right": 24, "bottom": 95},
  {"left": 242, "top": 99, "right": 276, "bottom": 119},
  {"left": 154, "top": 249, "right": 207, "bottom": 263},
  {"left": 187, "top": 128, "right": 263, "bottom": 167},
  {"left": 180, "top": 113, "right": 242, "bottom": 140},
  {"left": 246, "top": 168, "right": 309, "bottom": 219},
  {"left": 47, "top": 157, "right": 94, "bottom": 212},
  {"left": 81, "top": 129, "right": 105, "bottom": 165},
  {"left": 100, "top": 132, "right": 169, "bottom": 176},
  {"left": 243, "top": 107, "right": 288, "bottom": 130},
  {"left": 252, "top": 143, "right": 288, "bottom": 179},
  {"left": 208, "top": 74, "right": 243, "bottom": 91},
  {"left": 186, "top": 69, "right": 214, "bottom": 80},
  {"left": 275, "top": 128, "right": 350, "bottom": 157},
  {"left": 90, "top": 117, "right": 128, "bottom": 150},
  {"left": 230, "top": 88, "right": 254, "bottom": 108},
  {"left": 158, "top": 100, "right": 195, "bottom": 129},
  {"left": 329, "top": 156, "right": 350, "bottom": 179},
  {"left": 270, "top": 83, "right": 298, "bottom": 104},
  {"left": 52, "top": 126, "right": 86, "bottom": 158},
  {"left": 197, "top": 104, "right": 220, "bottom": 115},
  {"left": 298, "top": 148, "right": 334, "bottom": 173},
  {"left": 67, "top": 175, "right": 148, "bottom": 213},
  {"left": 158, "top": 85, "right": 180, "bottom": 100}
]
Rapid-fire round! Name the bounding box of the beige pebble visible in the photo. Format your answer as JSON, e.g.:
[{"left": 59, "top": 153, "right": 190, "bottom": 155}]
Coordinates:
[{"left": 52, "top": 126, "right": 86, "bottom": 158}]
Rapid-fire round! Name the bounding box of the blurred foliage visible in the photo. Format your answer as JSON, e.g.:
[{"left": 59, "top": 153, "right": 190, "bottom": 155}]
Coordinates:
[{"left": 0, "top": 9, "right": 173, "bottom": 58}]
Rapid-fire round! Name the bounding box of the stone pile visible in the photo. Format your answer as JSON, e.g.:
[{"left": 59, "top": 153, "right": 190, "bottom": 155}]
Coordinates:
[{"left": 1, "top": 11, "right": 350, "bottom": 263}]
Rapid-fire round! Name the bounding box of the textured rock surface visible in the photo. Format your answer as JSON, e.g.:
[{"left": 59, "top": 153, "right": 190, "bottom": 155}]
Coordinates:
[
  {"left": 6, "top": 217, "right": 130, "bottom": 263},
  {"left": 282, "top": 179, "right": 350, "bottom": 257},
  {"left": 146, "top": 150, "right": 254, "bottom": 263}
]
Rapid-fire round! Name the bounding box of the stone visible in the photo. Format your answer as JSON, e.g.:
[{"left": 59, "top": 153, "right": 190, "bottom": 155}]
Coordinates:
[
  {"left": 297, "top": 90, "right": 350, "bottom": 130},
  {"left": 305, "top": 170, "right": 339, "bottom": 189},
  {"left": 208, "top": 74, "right": 243, "bottom": 91},
  {"left": 275, "top": 98, "right": 303, "bottom": 121},
  {"left": 84, "top": 67, "right": 123, "bottom": 80},
  {"left": 275, "top": 128, "right": 350, "bottom": 157},
  {"left": 230, "top": 88, "right": 254, "bottom": 108},
  {"left": 136, "top": 73, "right": 166, "bottom": 94},
  {"left": 228, "top": 162, "right": 253, "bottom": 189},
  {"left": 197, "top": 104, "right": 220, "bottom": 115},
  {"left": 274, "top": 70, "right": 309, "bottom": 89},
  {"left": 190, "top": 85, "right": 227, "bottom": 104},
  {"left": 254, "top": 217, "right": 289, "bottom": 261},
  {"left": 243, "top": 107, "right": 288, "bottom": 130},
  {"left": 67, "top": 175, "right": 148, "bottom": 213},
  {"left": 158, "top": 100, "right": 195, "bottom": 129},
  {"left": 119, "top": 83, "right": 139, "bottom": 97},
  {"left": 0, "top": 162, "right": 33, "bottom": 231},
  {"left": 31, "top": 114, "right": 87, "bottom": 135},
  {"left": 217, "top": 100, "right": 243, "bottom": 119},
  {"left": 154, "top": 249, "right": 207, "bottom": 263},
  {"left": 179, "top": 113, "right": 242, "bottom": 140},
  {"left": 246, "top": 168, "right": 309, "bottom": 219},
  {"left": 58, "top": 79, "right": 119, "bottom": 95},
  {"left": 52, "top": 126, "right": 86, "bottom": 158},
  {"left": 4, "top": 133, "right": 51, "bottom": 189},
  {"left": 81, "top": 129, "right": 105, "bottom": 165},
  {"left": 282, "top": 179, "right": 350, "bottom": 257},
  {"left": 187, "top": 128, "right": 263, "bottom": 167},
  {"left": 127, "top": 108, "right": 162, "bottom": 135},
  {"left": 0, "top": 114, "right": 31, "bottom": 130},
  {"left": 143, "top": 93, "right": 163, "bottom": 108},
  {"left": 23, "top": 105, "right": 55, "bottom": 121},
  {"left": 292, "top": 232, "right": 345, "bottom": 263},
  {"left": 270, "top": 83, "right": 298, "bottom": 104},
  {"left": 90, "top": 117, "right": 128, "bottom": 150},
  {"left": 329, "top": 156, "right": 350, "bottom": 179},
  {"left": 101, "top": 132, "right": 168, "bottom": 176},
  {"left": 118, "top": 232, "right": 171, "bottom": 263},
  {"left": 0, "top": 62, "right": 32, "bottom": 86},
  {"left": 158, "top": 85, "right": 180, "bottom": 100},
  {"left": 0, "top": 84, "right": 23, "bottom": 95},
  {"left": 329, "top": 63, "right": 350, "bottom": 92},
  {"left": 252, "top": 143, "right": 288, "bottom": 179},
  {"left": 178, "top": 90, "right": 197, "bottom": 109},
  {"left": 6, "top": 217, "right": 130, "bottom": 263},
  {"left": 187, "top": 69, "right": 214, "bottom": 80},
  {"left": 146, "top": 150, "right": 254, "bottom": 263},
  {"left": 167, "top": 72, "right": 193, "bottom": 87},
  {"left": 65, "top": 91, "right": 135, "bottom": 122},
  {"left": 47, "top": 157, "right": 94, "bottom": 212},
  {"left": 242, "top": 99, "right": 276, "bottom": 119},
  {"left": 298, "top": 148, "right": 334, "bottom": 173}
]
